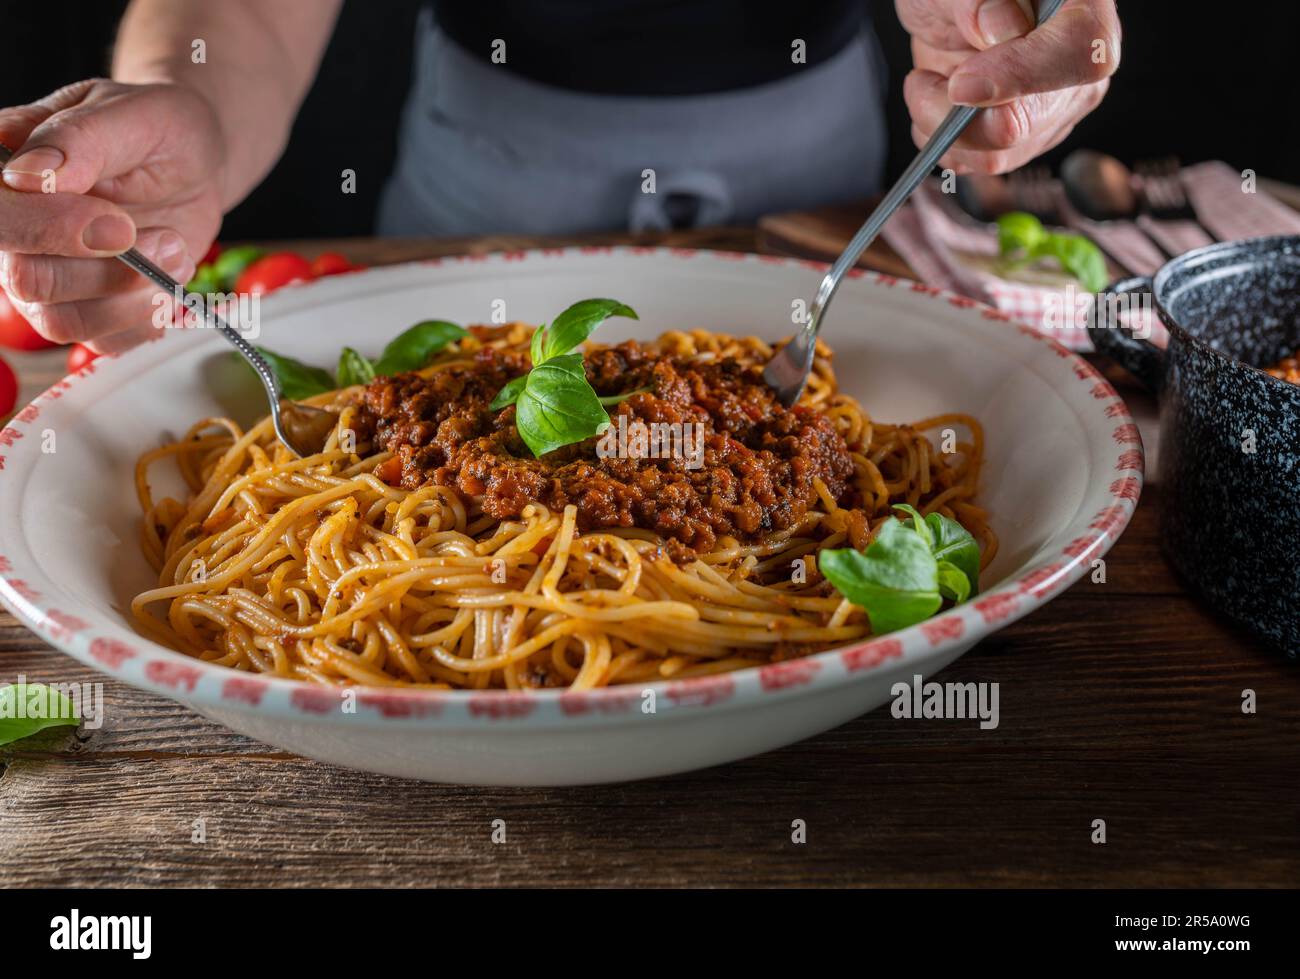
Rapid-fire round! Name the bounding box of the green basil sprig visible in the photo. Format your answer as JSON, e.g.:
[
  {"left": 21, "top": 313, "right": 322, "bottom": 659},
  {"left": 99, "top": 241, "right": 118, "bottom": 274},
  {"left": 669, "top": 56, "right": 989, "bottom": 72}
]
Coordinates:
[
  {"left": 254, "top": 348, "right": 337, "bottom": 401},
  {"left": 244, "top": 319, "right": 469, "bottom": 398},
  {"left": 336, "top": 347, "right": 377, "bottom": 388},
  {"left": 372, "top": 321, "right": 468, "bottom": 377},
  {"left": 0, "top": 683, "right": 80, "bottom": 747},
  {"left": 490, "top": 299, "right": 640, "bottom": 458},
  {"left": 818, "top": 505, "right": 981, "bottom": 635},
  {"left": 996, "top": 211, "right": 1108, "bottom": 293}
]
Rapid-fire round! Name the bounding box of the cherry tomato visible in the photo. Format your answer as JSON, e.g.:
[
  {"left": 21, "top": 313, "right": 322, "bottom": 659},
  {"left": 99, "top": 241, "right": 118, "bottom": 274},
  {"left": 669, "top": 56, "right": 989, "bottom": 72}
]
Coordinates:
[
  {"left": 235, "top": 252, "right": 315, "bottom": 296},
  {"left": 0, "top": 354, "right": 17, "bottom": 417},
  {"left": 310, "top": 252, "right": 357, "bottom": 277},
  {"left": 66, "top": 343, "right": 99, "bottom": 374},
  {"left": 0, "top": 289, "right": 58, "bottom": 351},
  {"left": 201, "top": 241, "right": 222, "bottom": 266}
]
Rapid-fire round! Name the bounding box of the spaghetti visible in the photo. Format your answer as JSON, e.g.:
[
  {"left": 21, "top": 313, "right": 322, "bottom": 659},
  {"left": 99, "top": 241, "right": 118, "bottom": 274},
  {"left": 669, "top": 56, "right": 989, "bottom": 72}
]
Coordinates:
[{"left": 132, "top": 325, "right": 995, "bottom": 690}]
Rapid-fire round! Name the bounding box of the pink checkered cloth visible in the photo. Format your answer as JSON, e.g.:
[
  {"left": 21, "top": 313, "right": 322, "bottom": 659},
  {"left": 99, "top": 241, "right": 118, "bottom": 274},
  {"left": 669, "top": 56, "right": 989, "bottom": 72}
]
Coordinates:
[{"left": 881, "top": 161, "right": 1300, "bottom": 350}]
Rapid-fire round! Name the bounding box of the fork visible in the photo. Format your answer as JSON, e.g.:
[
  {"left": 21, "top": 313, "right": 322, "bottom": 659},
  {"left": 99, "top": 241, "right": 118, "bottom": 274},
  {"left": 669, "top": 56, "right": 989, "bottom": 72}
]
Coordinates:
[
  {"left": 1135, "top": 157, "right": 1218, "bottom": 242},
  {"left": 762, "top": 0, "right": 1070, "bottom": 407},
  {"left": 0, "top": 142, "right": 336, "bottom": 457},
  {"left": 1008, "top": 165, "right": 1062, "bottom": 225}
]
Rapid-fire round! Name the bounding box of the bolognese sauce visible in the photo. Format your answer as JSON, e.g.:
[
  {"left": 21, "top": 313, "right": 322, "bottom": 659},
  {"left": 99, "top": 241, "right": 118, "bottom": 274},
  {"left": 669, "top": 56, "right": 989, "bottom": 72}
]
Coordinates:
[
  {"left": 1266, "top": 353, "right": 1300, "bottom": 384},
  {"left": 353, "top": 339, "right": 857, "bottom": 553}
]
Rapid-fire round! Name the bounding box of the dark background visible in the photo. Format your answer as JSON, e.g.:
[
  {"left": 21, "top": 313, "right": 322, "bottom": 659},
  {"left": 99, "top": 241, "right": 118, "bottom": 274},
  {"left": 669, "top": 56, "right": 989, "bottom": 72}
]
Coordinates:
[{"left": 1, "top": 0, "right": 1292, "bottom": 239}]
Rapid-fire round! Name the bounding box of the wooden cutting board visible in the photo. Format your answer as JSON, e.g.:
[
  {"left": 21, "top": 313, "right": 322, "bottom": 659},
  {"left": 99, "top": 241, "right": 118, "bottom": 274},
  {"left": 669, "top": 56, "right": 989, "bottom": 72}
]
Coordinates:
[{"left": 758, "top": 198, "right": 915, "bottom": 278}]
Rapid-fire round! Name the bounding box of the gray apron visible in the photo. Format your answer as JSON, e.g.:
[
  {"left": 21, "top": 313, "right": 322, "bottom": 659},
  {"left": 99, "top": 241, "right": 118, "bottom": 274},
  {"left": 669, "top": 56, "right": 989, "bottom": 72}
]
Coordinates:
[{"left": 378, "top": 8, "right": 888, "bottom": 235}]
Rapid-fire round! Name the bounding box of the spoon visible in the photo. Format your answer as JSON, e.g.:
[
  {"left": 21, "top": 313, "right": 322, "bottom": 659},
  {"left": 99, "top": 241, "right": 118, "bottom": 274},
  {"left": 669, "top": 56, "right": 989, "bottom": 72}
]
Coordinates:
[
  {"left": 763, "top": 0, "right": 1068, "bottom": 407},
  {"left": 1060, "top": 149, "right": 1175, "bottom": 260},
  {"left": 0, "top": 143, "right": 335, "bottom": 457}
]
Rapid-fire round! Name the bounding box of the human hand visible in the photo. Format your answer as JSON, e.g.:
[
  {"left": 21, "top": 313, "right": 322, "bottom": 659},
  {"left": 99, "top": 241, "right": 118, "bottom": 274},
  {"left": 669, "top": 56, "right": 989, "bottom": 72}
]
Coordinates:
[
  {"left": 0, "top": 79, "right": 226, "bottom": 353},
  {"left": 896, "top": 0, "right": 1120, "bottom": 174}
]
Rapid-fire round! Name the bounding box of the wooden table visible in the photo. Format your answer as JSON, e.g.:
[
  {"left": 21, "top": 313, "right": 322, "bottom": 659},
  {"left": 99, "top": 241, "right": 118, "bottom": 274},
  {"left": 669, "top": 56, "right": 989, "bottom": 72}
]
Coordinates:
[{"left": 2, "top": 226, "right": 1296, "bottom": 888}]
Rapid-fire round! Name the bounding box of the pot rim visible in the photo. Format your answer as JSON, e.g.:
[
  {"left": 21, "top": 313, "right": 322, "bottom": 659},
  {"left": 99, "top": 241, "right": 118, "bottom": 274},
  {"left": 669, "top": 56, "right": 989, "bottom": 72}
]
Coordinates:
[{"left": 1150, "top": 233, "right": 1300, "bottom": 391}]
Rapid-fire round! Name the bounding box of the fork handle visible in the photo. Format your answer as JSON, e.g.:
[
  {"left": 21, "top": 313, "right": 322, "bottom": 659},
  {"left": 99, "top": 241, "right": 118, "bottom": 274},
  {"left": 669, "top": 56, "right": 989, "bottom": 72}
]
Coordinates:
[
  {"left": 820, "top": 0, "right": 1067, "bottom": 302},
  {"left": 768, "top": 0, "right": 1068, "bottom": 404},
  {"left": 113, "top": 247, "right": 283, "bottom": 398}
]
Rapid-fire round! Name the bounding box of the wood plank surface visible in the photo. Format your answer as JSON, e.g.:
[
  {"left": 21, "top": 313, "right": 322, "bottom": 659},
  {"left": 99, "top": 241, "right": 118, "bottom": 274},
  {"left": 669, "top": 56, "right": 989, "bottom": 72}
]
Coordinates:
[{"left": 2, "top": 227, "right": 1296, "bottom": 888}]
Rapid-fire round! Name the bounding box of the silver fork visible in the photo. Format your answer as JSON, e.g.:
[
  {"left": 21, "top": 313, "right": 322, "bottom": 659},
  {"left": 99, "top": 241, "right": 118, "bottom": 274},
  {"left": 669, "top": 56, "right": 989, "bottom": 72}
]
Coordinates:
[
  {"left": 763, "top": 0, "right": 1069, "bottom": 407},
  {"left": 0, "top": 143, "right": 335, "bottom": 457},
  {"left": 1008, "top": 165, "right": 1062, "bottom": 224},
  {"left": 1135, "top": 156, "right": 1218, "bottom": 242}
]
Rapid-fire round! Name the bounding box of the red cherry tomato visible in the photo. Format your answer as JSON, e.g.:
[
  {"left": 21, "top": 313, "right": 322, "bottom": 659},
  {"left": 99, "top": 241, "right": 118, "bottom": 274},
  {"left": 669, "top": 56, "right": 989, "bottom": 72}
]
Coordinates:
[
  {"left": 0, "top": 354, "right": 17, "bottom": 417},
  {"left": 309, "top": 251, "right": 357, "bottom": 277},
  {"left": 66, "top": 343, "right": 99, "bottom": 374},
  {"left": 234, "top": 252, "right": 315, "bottom": 296},
  {"left": 0, "top": 289, "right": 58, "bottom": 351},
  {"left": 201, "top": 241, "right": 222, "bottom": 265}
]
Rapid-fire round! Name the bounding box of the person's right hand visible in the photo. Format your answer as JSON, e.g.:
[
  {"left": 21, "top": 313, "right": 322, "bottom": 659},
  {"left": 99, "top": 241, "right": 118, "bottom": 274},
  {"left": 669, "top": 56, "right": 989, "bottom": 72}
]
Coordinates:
[{"left": 0, "top": 78, "right": 227, "bottom": 354}]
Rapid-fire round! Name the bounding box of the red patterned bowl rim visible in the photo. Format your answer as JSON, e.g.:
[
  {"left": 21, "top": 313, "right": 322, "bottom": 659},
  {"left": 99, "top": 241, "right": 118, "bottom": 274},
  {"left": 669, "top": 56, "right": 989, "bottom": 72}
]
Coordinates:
[{"left": 0, "top": 246, "right": 1143, "bottom": 727}]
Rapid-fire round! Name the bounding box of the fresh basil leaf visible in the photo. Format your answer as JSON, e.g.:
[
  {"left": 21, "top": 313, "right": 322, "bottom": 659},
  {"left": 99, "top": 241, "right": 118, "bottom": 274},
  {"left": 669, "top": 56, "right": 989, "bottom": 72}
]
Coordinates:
[
  {"left": 530, "top": 322, "right": 548, "bottom": 367},
  {"left": 997, "top": 212, "right": 1048, "bottom": 256},
  {"left": 819, "top": 518, "right": 942, "bottom": 634},
  {"left": 936, "top": 560, "right": 972, "bottom": 604},
  {"left": 514, "top": 353, "right": 610, "bottom": 457},
  {"left": 211, "top": 245, "right": 264, "bottom": 291},
  {"left": 372, "top": 320, "right": 468, "bottom": 376},
  {"left": 0, "top": 683, "right": 79, "bottom": 747},
  {"left": 536, "top": 299, "right": 638, "bottom": 363},
  {"left": 1040, "top": 234, "right": 1109, "bottom": 293},
  {"left": 185, "top": 263, "right": 222, "bottom": 296},
  {"left": 597, "top": 385, "right": 653, "bottom": 406},
  {"left": 922, "top": 511, "right": 981, "bottom": 596},
  {"left": 489, "top": 374, "right": 529, "bottom": 411},
  {"left": 253, "top": 347, "right": 336, "bottom": 400},
  {"left": 998, "top": 213, "right": 1107, "bottom": 293},
  {"left": 892, "top": 503, "right": 933, "bottom": 549},
  {"left": 337, "top": 347, "right": 376, "bottom": 387}
]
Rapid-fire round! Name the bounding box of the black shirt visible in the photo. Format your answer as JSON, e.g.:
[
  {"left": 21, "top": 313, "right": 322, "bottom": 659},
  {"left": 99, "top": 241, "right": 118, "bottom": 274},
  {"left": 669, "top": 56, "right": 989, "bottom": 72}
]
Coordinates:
[{"left": 432, "top": 0, "right": 867, "bottom": 96}]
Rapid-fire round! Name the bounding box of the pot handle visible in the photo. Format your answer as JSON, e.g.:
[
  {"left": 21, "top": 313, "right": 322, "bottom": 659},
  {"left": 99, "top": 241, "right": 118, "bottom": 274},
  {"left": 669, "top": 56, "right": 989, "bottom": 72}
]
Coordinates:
[{"left": 1089, "top": 275, "right": 1165, "bottom": 393}]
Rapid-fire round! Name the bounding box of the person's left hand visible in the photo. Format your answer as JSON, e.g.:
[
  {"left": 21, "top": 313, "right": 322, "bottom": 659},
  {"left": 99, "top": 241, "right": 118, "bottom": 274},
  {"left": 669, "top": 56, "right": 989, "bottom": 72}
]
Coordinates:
[{"left": 896, "top": 0, "right": 1120, "bottom": 174}]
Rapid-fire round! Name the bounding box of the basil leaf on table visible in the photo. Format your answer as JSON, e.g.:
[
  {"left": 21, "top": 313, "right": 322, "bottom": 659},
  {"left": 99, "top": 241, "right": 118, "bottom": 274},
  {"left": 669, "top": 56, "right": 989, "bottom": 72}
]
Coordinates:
[
  {"left": 336, "top": 347, "right": 377, "bottom": 387},
  {"left": 995, "top": 211, "right": 1108, "bottom": 293},
  {"left": 514, "top": 353, "right": 611, "bottom": 458},
  {"left": 1040, "top": 234, "right": 1109, "bottom": 293},
  {"left": 0, "top": 683, "right": 80, "bottom": 747},
  {"left": 254, "top": 347, "right": 336, "bottom": 400},
  {"left": 818, "top": 519, "right": 943, "bottom": 635},
  {"left": 533, "top": 299, "right": 638, "bottom": 364},
  {"left": 372, "top": 320, "right": 468, "bottom": 376},
  {"left": 996, "top": 211, "right": 1049, "bottom": 255}
]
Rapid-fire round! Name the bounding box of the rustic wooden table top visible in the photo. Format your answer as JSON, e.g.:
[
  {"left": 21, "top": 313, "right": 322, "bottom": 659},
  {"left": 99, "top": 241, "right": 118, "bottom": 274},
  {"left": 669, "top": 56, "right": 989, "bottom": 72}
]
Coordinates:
[{"left": 2, "top": 223, "right": 1296, "bottom": 888}]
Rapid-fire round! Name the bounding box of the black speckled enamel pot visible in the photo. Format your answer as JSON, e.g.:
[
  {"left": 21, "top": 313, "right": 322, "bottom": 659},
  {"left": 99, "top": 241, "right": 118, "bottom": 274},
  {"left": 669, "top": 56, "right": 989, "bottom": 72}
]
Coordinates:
[{"left": 1091, "top": 235, "right": 1300, "bottom": 659}]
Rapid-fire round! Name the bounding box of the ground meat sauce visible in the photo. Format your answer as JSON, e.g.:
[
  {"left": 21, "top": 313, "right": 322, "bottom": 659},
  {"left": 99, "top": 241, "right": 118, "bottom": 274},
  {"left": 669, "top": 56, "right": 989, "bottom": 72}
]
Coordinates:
[{"left": 353, "top": 338, "right": 857, "bottom": 556}]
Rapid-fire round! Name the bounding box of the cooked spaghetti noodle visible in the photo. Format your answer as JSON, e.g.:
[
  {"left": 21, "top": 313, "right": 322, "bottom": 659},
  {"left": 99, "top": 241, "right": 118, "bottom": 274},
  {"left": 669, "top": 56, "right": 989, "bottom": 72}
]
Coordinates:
[{"left": 132, "top": 326, "right": 995, "bottom": 689}]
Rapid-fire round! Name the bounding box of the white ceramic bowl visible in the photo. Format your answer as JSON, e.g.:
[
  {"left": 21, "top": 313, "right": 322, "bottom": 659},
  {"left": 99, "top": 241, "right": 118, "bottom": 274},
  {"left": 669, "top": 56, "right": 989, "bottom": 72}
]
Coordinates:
[{"left": 0, "top": 248, "right": 1143, "bottom": 785}]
